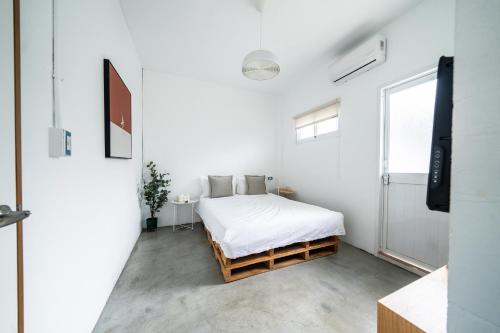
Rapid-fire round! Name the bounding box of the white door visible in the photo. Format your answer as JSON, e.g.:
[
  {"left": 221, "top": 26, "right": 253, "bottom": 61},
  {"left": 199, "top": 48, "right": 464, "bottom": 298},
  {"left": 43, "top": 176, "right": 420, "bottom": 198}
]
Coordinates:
[
  {"left": 1, "top": 0, "right": 18, "bottom": 331},
  {"left": 381, "top": 70, "right": 449, "bottom": 271}
]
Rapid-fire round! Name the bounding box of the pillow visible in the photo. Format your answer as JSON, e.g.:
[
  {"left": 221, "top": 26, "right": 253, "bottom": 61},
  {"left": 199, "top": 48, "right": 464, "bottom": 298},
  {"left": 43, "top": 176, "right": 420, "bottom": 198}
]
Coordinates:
[
  {"left": 208, "top": 175, "right": 234, "bottom": 198},
  {"left": 236, "top": 176, "right": 247, "bottom": 194},
  {"left": 201, "top": 175, "right": 236, "bottom": 197},
  {"left": 200, "top": 176, "right": 210, "bottom": 197},
  {"left": 245, "top": 175, "right": 267, "bottom": 195}
]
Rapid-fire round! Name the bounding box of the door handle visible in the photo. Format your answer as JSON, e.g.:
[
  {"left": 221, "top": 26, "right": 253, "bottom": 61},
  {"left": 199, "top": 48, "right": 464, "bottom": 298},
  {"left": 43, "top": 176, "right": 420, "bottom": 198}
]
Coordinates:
[{"left": 0, "top": 205, "right": 31, "bottom": 229}]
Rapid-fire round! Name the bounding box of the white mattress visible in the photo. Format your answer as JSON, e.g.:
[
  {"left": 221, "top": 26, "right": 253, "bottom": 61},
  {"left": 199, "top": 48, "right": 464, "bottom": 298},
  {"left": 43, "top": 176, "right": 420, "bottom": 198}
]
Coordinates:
[{"left": 197, "top": 194, "right": 345, "bottom": 259}]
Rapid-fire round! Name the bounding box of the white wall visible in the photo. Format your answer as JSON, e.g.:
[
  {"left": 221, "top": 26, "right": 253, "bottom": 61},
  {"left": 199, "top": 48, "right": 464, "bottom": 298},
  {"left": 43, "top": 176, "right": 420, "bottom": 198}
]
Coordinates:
[
  {"left": 448, "top": 1, "right": 500, "bottom": 331},
  {"left": 21, "top": 1, "right": 143, "bottom": 332},
  {"left": 279, "top": 0, "right": 455, "bottom": 254},
  {"left": 143, "top": 71, "right": 281, "bottom": 226},
  {"left": 0, "top": 0, "right": 18, "bottom": 331}
]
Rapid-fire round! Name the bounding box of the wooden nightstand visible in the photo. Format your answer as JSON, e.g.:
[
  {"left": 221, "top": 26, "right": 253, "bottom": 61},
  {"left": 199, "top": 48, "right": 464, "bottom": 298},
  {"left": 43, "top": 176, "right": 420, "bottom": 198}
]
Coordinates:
[
  {"left": 377, "top": 266, "right": 447, "bottom": 333},
  {"left": 277, "top": 187, "right": 295, "bottom": 198}
]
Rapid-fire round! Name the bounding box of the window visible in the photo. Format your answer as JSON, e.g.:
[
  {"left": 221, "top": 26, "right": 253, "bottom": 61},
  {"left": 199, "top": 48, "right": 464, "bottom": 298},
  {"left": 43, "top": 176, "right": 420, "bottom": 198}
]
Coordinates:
[
  {"left": 296, "top": 124, "right": 315, "bottom": 141},
  {"left": 383, "top": 71, "right": 437, "bottom": 174},
  {"left": 294, "top": 100, "right": 340, "bottom": 142}
]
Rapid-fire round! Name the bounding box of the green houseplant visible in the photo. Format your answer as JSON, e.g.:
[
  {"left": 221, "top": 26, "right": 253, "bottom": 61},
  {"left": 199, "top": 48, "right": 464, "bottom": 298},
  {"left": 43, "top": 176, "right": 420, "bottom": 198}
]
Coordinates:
[{"left": 143, "top": 161, "right": 171, "bottom": 232}]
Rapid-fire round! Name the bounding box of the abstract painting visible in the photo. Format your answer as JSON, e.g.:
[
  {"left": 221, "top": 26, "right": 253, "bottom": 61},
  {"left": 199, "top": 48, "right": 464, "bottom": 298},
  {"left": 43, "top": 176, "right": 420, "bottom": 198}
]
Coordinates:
[{"left": 104, "top": 59, "right": 132, "bottom": 159}]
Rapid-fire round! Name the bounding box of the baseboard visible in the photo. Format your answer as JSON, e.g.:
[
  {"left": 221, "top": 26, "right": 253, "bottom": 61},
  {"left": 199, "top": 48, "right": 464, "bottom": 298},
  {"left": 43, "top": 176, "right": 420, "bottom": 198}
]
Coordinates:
[{"left": 377, "top": 251, "right": 431, "bottom": 276}]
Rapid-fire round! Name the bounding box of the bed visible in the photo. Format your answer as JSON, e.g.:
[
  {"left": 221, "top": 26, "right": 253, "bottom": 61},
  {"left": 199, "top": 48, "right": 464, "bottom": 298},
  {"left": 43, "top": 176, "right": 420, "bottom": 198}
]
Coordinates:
[{"left": 197, "top": 193, "right": 345, "bottom": 282}]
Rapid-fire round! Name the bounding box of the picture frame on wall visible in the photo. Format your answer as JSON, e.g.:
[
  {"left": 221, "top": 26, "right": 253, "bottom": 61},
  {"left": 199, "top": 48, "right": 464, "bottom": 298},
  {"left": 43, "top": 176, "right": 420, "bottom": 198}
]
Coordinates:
[{"left": 103, "top": 59, "right": 132, "bottom": 159}]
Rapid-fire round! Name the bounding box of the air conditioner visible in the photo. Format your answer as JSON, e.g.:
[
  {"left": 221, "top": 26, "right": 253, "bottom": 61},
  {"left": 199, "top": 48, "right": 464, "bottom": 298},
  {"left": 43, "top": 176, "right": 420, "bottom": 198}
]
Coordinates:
[{"left": 328, "top": 34, "right": 386, "bottom": 85}]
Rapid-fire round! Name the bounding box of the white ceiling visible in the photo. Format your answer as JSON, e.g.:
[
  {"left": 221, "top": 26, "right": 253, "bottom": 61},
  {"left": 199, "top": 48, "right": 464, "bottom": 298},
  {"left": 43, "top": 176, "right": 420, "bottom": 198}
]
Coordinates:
[{"left": 120, "top": 0, "right": 421, "bottom": 94}]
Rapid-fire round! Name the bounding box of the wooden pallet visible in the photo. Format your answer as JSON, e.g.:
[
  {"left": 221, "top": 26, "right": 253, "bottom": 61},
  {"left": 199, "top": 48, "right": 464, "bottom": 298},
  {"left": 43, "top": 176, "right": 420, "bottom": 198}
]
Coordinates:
[{"left": 204, "top": 226, "right": 339, "bottom": 282}]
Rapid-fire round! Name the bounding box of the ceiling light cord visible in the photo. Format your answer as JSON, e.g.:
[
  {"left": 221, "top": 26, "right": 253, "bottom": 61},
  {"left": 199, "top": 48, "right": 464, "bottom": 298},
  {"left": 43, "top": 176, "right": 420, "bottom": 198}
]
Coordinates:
[{"left": 259, "top": 11, "right": 263, "bottom": 49}]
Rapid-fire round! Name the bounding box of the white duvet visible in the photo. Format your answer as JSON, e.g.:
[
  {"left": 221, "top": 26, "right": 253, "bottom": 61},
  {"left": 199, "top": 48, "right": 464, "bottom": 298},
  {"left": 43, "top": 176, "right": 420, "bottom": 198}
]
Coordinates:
[{"left": 197, "top": 194, "right": 345, "bottom": 259}]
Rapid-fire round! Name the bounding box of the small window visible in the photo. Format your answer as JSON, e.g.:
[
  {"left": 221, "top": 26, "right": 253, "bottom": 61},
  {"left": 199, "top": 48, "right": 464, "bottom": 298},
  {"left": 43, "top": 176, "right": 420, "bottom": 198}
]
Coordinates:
[
  {"left": 294, "top": 99, "right": 340, "bottom": 142},
  {"left": 297, "top": 124, "right": 315, "bottom": 141},
  {"left": 316, "top": 117, "right": 338, "bottom": 136}
]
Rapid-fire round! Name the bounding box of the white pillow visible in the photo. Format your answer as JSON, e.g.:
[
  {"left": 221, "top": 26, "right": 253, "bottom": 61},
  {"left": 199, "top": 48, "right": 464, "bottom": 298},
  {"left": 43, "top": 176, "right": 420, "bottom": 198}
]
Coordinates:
[
  {"left": 200, "top": 175, "right": 236, "bottom": 197},
  {"left": 200, "top": 176, "right": 210, "bottom": 197},
  {"left": 236, "top": 176, "right": 247, "bottom": 194}
]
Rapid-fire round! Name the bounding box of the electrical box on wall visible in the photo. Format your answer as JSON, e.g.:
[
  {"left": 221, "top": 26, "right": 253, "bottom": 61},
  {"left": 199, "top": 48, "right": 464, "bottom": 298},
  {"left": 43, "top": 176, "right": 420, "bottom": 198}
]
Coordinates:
[{"left": 49, "top": 127, "right": 71, "bottom": 158}]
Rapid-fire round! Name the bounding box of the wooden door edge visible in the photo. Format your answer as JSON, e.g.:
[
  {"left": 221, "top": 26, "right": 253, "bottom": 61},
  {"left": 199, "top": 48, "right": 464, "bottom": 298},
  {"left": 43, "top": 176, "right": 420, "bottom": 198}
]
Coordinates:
[{"left": 13, "top": 0, "right": 24, "bottom": 332}]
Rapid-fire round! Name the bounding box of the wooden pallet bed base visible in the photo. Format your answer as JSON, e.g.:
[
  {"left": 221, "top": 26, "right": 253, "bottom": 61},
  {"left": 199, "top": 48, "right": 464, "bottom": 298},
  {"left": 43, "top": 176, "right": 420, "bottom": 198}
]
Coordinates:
[{"left": 204, "top": 226, "right": 339, "bottom": 282}]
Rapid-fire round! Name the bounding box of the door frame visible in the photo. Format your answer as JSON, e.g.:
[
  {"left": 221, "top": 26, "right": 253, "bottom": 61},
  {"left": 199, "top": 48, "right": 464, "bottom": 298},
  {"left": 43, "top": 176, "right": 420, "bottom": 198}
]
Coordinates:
[
  {"left": 13, "top": 0, "right": 24, "bottom": 331},
  {"left": 377, "top": 66, "right": 437, "bottom": 274}
]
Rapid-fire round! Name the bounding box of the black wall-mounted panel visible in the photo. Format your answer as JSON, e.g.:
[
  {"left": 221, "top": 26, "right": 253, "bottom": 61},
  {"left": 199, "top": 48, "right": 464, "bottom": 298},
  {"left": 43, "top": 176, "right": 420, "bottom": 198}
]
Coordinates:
[{"left": 427, "top": 56, "right": 453, "bottom": 212}]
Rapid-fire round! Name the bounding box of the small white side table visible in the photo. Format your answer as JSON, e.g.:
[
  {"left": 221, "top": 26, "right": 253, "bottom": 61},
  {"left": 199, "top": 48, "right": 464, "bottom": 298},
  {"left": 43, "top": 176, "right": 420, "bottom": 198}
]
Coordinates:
[{"left": 171, "top": 199, "right": 198, "bottom": 232}]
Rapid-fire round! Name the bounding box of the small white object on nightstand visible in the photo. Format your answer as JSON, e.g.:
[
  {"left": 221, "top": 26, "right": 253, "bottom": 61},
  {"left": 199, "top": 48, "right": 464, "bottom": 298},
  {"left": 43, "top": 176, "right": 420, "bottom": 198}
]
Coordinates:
[{"left": 171, "top": 199, "right": 199, "bottom": 232}]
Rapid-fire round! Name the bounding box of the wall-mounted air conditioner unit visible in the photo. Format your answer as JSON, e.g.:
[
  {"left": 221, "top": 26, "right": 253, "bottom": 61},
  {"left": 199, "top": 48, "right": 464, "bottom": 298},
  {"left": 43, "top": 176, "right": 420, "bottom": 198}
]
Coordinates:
[{"left": 328, "top": 34, "right": 386, "bottom": 85}]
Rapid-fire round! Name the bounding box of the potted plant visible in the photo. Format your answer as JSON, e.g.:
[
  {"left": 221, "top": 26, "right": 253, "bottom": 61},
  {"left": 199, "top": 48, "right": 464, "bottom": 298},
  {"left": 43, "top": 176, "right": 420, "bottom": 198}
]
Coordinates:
[{"left": 143, "top": 161, "right": 171, "bottom": 232}]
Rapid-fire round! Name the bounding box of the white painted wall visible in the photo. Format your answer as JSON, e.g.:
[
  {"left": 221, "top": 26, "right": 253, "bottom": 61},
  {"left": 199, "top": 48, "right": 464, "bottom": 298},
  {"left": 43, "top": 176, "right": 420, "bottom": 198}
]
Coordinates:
[
  {"left": 0, "top": 0, "right": 15, "bottom": 207},
  {"left": 143, "top": 71, "right": 281, "bottom": 226},
  {"left": 279, "top": 0, "right": 455, "bottom": 254},
  {"left": 0, "top": 3, "right": 18, "bottom": 331},
  {"left": 21, "top": 1, "right": 143, "bottom": 332},
  {"left": 448, "top": 1, "right": 500, "bottom": 331}
]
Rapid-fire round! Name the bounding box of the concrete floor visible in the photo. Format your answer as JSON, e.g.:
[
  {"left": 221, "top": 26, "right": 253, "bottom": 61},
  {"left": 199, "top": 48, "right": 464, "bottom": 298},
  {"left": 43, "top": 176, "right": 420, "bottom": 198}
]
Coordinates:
[{"left": 93, "top": 224, "right": 418, "bottom": 333}]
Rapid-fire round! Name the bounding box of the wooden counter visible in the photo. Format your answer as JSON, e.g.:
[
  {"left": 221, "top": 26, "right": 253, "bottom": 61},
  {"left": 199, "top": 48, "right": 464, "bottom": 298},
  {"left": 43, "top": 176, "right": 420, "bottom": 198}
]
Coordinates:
[{"left": 378, "top": 266, "right": 447, "bottom": 333}]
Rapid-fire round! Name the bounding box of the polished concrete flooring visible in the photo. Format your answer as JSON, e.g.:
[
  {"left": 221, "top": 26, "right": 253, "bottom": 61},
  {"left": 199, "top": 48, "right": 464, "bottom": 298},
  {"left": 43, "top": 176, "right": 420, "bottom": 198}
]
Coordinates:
[{"left": 93, "top": 224, "right": 418, "bottom": 333}]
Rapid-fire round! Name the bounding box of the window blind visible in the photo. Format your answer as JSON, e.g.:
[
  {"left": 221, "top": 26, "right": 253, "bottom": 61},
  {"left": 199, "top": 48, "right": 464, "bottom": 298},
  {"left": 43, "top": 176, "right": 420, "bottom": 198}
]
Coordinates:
[{"left": 294, "top": 100, "right": 340, "bottom": 129}]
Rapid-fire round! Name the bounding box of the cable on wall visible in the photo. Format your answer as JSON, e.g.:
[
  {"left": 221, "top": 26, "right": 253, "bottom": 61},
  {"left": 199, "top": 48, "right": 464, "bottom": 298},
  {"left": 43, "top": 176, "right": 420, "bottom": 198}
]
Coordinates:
[
  {"left": 141, "top": 67, "right": 145, "bottom": 181},
  {"left": 48, "top": 0, "right": 71, "bottom": 158},
  {"left": 51, "top": 0, "right": 56, "bottom": 127},
  {"left": 51, "top": 0, "right": 65, "bottom": 128}
]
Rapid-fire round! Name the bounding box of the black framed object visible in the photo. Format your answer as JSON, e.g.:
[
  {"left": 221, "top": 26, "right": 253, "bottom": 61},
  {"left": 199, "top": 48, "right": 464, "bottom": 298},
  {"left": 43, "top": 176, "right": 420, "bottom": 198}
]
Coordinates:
[
  {"left": 103, "top": 59, "right": 132, "bottom": 159},
  {"left": 426, "top": 56, "right": 453, "bottom": 212}
]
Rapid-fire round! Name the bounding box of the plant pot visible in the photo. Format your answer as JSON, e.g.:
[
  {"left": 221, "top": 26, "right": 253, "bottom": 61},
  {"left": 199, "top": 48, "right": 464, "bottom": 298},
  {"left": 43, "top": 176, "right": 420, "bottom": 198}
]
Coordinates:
[{"left": 146, "top": 217, "right": 158, "bottom": 232}]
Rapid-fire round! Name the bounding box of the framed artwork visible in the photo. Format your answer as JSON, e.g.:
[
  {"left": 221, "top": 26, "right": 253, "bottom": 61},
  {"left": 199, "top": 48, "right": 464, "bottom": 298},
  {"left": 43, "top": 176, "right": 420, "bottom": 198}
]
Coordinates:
[{"left": 103, "top": 59, "right": 132, "bottom": 159}]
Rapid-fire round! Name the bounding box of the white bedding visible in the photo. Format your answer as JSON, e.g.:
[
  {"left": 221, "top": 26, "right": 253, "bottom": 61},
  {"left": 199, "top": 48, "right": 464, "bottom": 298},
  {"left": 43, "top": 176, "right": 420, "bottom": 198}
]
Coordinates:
[{"left": 197, "top": 193, "right": 345, "bottom": 259}]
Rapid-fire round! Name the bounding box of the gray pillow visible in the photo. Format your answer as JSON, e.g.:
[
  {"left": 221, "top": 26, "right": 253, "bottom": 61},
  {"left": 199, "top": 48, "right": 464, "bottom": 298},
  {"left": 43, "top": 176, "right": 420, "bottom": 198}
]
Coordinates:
[
  {"left": 208, "top": 176, "right": 234, "bottom": 198},
  {"left": 245, "top": 175, "right": 267, "bottom": 195}
]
